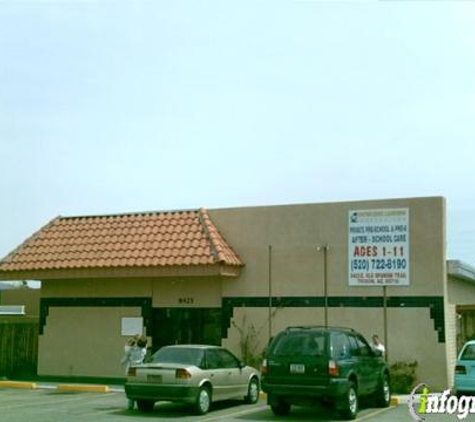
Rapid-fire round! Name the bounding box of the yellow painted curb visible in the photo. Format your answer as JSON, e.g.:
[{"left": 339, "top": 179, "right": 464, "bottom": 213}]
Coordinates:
[
  {"left": 56, "top": 384, "right": 110, "bottom": 393},
  {"left": 0, "top": 381, "right": 37, "bottom": 389}
]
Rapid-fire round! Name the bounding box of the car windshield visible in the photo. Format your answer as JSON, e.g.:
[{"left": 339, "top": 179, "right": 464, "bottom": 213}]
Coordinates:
[
  {"left": 152, "top": 347, "right": 204, "bottom": 366},
  {"left": 271, "top": 333, "right": 325, "bottom": 356},
  {"left": 460, "top": 344, "right": 475, "bottom": 360}
]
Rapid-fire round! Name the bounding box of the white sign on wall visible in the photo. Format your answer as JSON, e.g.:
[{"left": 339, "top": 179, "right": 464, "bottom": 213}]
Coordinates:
[
  {"left": 121, "top": 317, "right": 143, "bottom": 336},
  {"left": 348, "top": 208, "right": 410, "bottom": 286}
]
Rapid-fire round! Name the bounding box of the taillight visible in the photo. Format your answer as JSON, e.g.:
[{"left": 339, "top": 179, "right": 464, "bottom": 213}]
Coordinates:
[
  {"left": 261, "top": 359, "right": 268, "bottom": 375},
  {"left": 128, "top": 367, "right": 137, "bottom": 376},
  {"left": 455, "top": 365, "right": 467, "bottom": 375},
  {"left": 175, "top": 368, "right": 192, "bottom": 379},
  {"left": 328, "top": 359, "right": 339, "bottom": 376}
]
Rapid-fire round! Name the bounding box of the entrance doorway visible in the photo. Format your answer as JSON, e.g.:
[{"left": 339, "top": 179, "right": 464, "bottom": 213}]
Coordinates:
[{"left": 151, "top": 308, "right": 222, "bottom": 351}]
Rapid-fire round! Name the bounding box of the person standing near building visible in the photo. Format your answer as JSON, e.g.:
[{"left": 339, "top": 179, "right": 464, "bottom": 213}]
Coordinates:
[
  {"left": 122, "top": 335, "right": 148, "bottom": 410},
  {"left": 371, "top": 334, "right": 386, "bottom": 357}
]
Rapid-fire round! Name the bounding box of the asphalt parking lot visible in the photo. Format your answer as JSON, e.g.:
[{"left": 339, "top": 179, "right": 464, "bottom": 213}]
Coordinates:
[
  {"left": 0, "top": 383, "right": 409, "bottom": 422},
  {"left": 2, "top": 381, "right": 465, "bottom": 421}
]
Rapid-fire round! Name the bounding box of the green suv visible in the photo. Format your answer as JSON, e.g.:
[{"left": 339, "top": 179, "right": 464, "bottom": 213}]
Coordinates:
[{"left": 261, "top": 326, "right": 390, "bottom": 419}]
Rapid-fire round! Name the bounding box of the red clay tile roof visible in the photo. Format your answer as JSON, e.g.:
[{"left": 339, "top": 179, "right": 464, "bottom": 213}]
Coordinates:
[{"left": 0, "top": 208, "right": 243, "bottom": 272}]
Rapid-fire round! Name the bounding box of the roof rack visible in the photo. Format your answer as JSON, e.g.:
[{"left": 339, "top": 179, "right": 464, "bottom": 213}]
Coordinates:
[{"left": 285, "top": 326, "right": 356, "bottom": 332}]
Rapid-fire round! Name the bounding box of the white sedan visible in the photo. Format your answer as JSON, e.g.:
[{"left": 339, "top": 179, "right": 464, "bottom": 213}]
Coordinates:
[{"left": 124, "top": 344, "right": 261, "bottom": 414}]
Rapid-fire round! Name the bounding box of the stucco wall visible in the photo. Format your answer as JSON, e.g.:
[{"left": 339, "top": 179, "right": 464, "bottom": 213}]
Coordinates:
[
  {"left": 41, "top": 278, "right": 152, "bottom": 298},
  {"left": 41, "top": 277, "right": 222, "bottom": 307},
  {"left": 38, "top": 276, "right": 222, "bottom": 377},
  {"left": 214, "top": 197, "right": 449, "bottom": 388},
  {"left": 210, "top": 197, "right": 446, "bottom": 299},
  {"left": 448, "top": 277, "right": 475, "bottom": 306},
  {"left": 223, "top": 305, "right": 447, "bottom": 389},
  {"left": 38, "top": 306, "right": 142, "bottom": 378},
  {"left": 152, "top": 277, "right": 222, "bottom": 308}
]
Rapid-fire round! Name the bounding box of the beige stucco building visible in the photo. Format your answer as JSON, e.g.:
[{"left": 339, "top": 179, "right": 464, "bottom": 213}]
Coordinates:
[{"left": 1, "top": 196, "right": 475, "bottom": 390}]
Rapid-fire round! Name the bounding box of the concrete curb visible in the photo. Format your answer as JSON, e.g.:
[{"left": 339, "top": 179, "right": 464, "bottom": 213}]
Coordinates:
[
  {"left": 56, "top": 384, "right": 111, "bottom": 393},
  {"left": 0, "top": 381, "right": 37, "bottom": 389}
]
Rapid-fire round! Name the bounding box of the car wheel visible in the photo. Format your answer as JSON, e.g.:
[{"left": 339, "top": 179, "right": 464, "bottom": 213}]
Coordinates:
[
  {"left": 270, "top": 399, "right": 291, "bottom": 416},
  {"left": 195, "top": 386, "right": 211, "bottom": 415},
  {"left": 339, "top": 382, "right": 358, "bottom": 420},
  {"left": 375, "top": 374, "right": 391, "bottom": 407},
  {"left": 136, "top": 399, "right": 154, "bottom": 413},
  {"left": 244, "top": 377, "right": 260, "bottom": 404}
]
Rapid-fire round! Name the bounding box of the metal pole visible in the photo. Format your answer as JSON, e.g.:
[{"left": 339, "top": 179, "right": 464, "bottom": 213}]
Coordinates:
[
  {"left": 383, "top": 286, "right": 388, "bottom": 362},
  {"left": 323, "top": 245, "right": 329, "bottom": 328},
  {"left": 268, "top": 245, "right": 272, "bottom": 341}
]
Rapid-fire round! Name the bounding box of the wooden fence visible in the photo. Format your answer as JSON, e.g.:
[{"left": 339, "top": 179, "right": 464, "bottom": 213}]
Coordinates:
[{"left": 0, "top": 319, "right": 38, "bottom": 378}]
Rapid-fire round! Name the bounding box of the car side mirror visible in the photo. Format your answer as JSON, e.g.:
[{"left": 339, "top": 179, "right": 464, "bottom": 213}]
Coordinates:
[{"left": 238, "top": 361, "right": 246, "bottom": 369}]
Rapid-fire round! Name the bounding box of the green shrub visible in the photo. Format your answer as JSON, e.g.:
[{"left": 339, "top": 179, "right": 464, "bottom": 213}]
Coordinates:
[{"left": 389, "top": 361, "right": 418, "bottom": 393}]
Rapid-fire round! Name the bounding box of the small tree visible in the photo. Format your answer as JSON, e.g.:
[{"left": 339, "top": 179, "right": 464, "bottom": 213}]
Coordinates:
[
  {"left": 389, "top": 361, "right": 418, "bottom": 393},
  {"left": 232, "top": 310, "right": 278, "bottom": 368}
]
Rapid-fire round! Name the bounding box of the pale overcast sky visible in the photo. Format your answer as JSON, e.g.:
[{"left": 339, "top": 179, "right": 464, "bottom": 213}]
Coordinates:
[{"left": 1, "top": 1, "right": 474, "bottom": 267}]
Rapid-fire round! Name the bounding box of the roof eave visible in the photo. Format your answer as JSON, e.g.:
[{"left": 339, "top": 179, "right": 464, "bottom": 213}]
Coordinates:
[
  {"left": 0, "top": 264, "right": 242, "bottom": 281},
  {"left": 447, "top": 260, "right": 475, "bottom": 284}
]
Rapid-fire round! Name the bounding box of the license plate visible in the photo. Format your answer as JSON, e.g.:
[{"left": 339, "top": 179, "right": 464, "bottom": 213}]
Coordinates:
[
  {"left": 147, "top": 375, "right": 163, "bottom": 383},
  {"left": 290, "top": 364, "right": 305, "bottom": 374}
]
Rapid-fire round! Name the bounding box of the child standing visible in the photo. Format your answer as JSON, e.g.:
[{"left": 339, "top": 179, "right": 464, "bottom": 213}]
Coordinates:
[{"left": 122, "top": 335, "right": 147, "bottom": 410}]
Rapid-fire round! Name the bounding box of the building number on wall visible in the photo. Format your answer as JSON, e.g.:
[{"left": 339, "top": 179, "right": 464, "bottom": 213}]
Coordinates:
[{"left": 178, "top": 297, "right": 194, "bottom": 304}]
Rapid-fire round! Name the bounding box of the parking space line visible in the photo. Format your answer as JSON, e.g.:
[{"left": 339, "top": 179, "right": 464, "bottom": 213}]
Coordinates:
[
  {"left": 356, "top": 405, "right": 397, "bottom": 421},
  {"left": 77, "top": 407, "right": 125, "bottom": 418},
  {"left": 80, "top": 403, "right": 268, "bottom": 421},
  {"left": 200, "top": 404, "right": 268, "bottom": 421}
]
